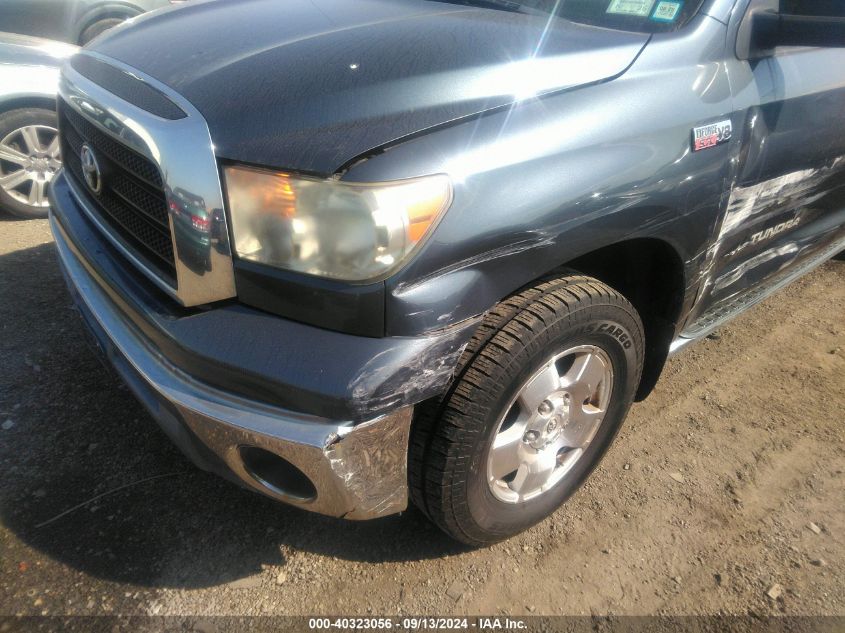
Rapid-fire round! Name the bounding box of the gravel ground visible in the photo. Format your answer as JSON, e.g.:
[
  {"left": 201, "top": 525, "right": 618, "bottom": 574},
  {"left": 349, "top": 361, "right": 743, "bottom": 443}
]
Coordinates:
[{"left": 1, "top": 216, "right": 843, "bottom": 618}]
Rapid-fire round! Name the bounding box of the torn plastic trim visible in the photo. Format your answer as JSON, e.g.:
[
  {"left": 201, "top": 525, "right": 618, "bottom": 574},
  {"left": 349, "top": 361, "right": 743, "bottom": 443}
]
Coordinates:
[{"left": 348, "top": 317, "right": 480, "bottom": 418}]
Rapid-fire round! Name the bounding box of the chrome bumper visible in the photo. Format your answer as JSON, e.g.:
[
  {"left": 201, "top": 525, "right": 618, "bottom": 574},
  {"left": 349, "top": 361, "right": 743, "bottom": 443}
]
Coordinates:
[{"left": 50, "top": 212, "right": 413, "bottom": 520}]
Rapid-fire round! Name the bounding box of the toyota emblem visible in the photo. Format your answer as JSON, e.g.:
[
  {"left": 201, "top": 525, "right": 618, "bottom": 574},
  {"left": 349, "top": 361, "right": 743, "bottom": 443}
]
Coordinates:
[{"left": 80, "top": 143, "right": 102, "bottom": 195}]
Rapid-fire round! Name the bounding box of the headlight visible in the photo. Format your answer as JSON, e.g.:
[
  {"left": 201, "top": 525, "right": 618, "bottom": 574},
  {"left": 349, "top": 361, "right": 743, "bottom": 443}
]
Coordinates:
[{"left": 224, "top": 166, "right": 452, "bottom": 282}]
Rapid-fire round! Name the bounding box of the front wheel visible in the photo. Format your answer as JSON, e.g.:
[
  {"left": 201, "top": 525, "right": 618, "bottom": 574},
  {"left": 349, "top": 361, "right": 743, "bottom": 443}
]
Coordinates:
[{"left": 410, "top": 273, "right": 644, "bottom": 545}]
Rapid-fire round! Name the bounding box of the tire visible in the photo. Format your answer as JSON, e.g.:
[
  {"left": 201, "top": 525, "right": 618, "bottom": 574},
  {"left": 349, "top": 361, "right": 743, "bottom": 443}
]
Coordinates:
[
  {"left": 0, "top": 108, "right": 60, "bottom": 219},
  {"left": 79, "top": 17, "right": 125, "bottom": 45},
  {"left": 409, "top": 273, "right": 644, "bottom": 545}
]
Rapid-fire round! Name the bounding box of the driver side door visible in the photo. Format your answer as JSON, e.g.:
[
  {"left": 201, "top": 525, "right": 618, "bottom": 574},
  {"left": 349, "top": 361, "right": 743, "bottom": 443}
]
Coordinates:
[{"left": 684, "top": 0, "right": 845, "bottom": 334}]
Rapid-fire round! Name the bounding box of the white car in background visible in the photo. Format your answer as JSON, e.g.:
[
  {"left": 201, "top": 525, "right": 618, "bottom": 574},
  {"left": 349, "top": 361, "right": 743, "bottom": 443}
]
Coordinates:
[
  {"left": 0, "top": 0, "right": 187, "bottom": 46},
  {"left": 0, "top": 32, "right": 76, "bottom": 218}
]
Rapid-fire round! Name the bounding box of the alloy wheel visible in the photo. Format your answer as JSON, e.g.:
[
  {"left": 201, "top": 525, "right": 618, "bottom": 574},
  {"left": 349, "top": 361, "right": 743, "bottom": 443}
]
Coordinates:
[
  {"left": 0, "top": 125, "right": 61, "bottom": 209},
  {"left": 486, "top": 345, "right": 614, "bottom": 503}
]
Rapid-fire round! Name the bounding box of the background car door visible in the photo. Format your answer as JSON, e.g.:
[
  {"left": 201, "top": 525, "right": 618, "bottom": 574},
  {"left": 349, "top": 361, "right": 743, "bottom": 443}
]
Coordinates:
[
  {"left": 0, "top": 0, "right": 71, "bottom": 42},
  {"left": 683, "top": 0, "right": 845, "bottom": 336}
]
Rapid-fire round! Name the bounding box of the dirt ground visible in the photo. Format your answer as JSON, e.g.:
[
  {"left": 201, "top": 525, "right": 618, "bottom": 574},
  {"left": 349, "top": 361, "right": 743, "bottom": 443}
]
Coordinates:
[{"left": 1, "top": 216, "right": 843, "bottom": 619}]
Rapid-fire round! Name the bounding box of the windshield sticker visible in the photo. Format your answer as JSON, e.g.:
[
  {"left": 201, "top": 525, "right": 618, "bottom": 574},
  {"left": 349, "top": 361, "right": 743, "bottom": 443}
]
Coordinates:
[
  {"left": 606, "top": 0, "right": 655, "bottom": 18},
  {"left": 651, "top": 1, "right": 683, "bottom": 22}
]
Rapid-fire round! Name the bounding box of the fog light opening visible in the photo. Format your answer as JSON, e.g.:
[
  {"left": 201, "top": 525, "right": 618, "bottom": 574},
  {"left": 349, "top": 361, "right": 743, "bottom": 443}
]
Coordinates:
[{"left": 239, "top": 446, "right": 317, "bottom": 503}]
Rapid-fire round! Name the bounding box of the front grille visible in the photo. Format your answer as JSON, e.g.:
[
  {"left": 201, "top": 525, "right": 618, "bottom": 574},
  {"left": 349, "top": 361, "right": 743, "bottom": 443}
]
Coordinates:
[{"left": 59, "top": 100, "right": 176, "bottom": 283}]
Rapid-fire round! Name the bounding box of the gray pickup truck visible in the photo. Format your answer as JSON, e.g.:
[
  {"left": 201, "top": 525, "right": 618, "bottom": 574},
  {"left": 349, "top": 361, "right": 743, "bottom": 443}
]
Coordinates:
[{"left": 48, "top": 0, "right": 845, "bottom": 545}]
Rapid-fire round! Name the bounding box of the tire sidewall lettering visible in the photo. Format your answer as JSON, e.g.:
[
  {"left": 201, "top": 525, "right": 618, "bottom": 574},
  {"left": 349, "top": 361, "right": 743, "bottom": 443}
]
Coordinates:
[{"left": 578, "top": 321, "right": 633, "bottom": 349}]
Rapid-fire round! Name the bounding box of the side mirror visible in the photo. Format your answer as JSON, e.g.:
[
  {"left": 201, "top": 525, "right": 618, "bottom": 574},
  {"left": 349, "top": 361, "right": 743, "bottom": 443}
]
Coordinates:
[{"left": 737, "top": 0, "right": 845, "bottom": 60}]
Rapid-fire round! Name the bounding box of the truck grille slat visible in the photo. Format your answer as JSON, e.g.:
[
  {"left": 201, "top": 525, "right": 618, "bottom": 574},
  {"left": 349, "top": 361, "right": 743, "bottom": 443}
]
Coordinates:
[
  {"left": 62, "top": 121, "right": 170, "bottom": 232},
  {"left": 59, "top": 99, "right": 176, "bottom": 282},
  {"left": 109, "top": 174, "right": 171, "bottom": 231},
  {"left": 62, "top": 104, "right": 163, "bottom": 189},
  {"left": 63, "top": 152, "right": 176, "bottom": 274}
]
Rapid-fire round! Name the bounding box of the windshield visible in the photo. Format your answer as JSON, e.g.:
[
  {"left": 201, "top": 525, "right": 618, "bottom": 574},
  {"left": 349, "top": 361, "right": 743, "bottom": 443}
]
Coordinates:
[{"left": 440, "top": 0, "right": 709, "bottom": 33}]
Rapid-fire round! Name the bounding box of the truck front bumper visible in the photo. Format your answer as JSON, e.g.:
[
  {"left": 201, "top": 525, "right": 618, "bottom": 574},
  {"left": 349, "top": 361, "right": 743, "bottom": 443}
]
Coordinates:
[{"left": 49, "top": 172, "right": 477, "bottom": 520}]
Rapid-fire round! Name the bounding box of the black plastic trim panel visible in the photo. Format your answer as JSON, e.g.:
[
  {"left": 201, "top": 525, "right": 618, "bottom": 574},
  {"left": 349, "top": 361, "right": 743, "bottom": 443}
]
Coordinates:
[{"left": 234, "top": 260, "right": 385, "bottom": 338}]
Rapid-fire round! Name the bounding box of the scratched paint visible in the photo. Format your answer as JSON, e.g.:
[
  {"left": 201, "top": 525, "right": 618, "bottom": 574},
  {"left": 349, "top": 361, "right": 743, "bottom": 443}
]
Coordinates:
[{"left": 685, "top": 154, "right": 845, "bottom": 335}]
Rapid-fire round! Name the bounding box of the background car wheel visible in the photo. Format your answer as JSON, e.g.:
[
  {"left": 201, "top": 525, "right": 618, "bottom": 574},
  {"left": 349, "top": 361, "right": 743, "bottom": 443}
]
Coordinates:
[
  {"left": 79, "top": 17, "right": 126, "bottom": 45},
  {"left": 0, "top": 108, "right": 60, "bottom": 220},
  {"left": 409, "top": 273, "right": 644, "bottom": 545}
]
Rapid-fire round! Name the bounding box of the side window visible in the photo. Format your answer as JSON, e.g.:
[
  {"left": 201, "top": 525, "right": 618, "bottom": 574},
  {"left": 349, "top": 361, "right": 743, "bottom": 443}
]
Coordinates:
[
  {"left": 781, "top": 0, "right": 845, "bottom": 17},
  {"left": 736, "top": 0, "right": 845, "bottom": 60}
]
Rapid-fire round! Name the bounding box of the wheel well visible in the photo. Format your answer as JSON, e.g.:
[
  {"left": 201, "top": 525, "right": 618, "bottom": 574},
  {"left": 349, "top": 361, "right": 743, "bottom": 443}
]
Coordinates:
[
  {"left": 0, "top": 97, "right": 57, "bottom": 116},
  {"left": 566, "top": 238, "right": 685, "bottom": 401},
  {"left": 77, "top": 9, "right": 137, "bottom": 44}
]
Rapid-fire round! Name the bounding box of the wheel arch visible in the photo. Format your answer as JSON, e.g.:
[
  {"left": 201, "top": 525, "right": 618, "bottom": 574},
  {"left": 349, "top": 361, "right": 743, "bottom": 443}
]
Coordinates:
[{"left": 562, "top": 237, "right": 686, "bottom": 401}]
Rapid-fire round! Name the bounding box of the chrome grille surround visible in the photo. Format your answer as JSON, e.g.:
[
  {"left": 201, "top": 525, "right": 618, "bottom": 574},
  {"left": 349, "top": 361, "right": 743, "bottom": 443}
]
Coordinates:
[
  {"left": 58, "top": 51, "right": 236, "bottom": 306},
  {"left": 61, "top": 103, "right": 177, "bottom": 283}
]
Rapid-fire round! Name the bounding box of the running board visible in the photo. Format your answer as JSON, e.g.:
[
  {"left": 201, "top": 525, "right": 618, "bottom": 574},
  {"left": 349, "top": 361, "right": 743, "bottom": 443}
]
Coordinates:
[{"left": 670, "top": 238, "right": 845, "bottom": 356}]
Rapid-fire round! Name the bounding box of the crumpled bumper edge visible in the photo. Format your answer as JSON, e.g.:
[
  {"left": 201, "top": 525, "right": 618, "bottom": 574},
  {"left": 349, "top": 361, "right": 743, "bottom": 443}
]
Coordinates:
[{"left": 51, "top": 210, "right": 413, "bottom": 520}]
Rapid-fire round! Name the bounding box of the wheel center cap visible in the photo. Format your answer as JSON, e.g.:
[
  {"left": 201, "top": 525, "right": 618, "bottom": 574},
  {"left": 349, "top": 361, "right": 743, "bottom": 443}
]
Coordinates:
[
  {"left": 541, "top": 415, "right": 564, "bottom": 444},
  {"left": 524, "top": 400, "right": 569, "bottom": 450}
]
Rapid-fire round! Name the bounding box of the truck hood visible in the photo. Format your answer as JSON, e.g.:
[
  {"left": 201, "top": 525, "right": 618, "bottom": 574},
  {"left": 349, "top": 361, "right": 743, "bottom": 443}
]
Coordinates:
[{"left": 91, "top": 0, "right": 649, "bottom": 175}]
